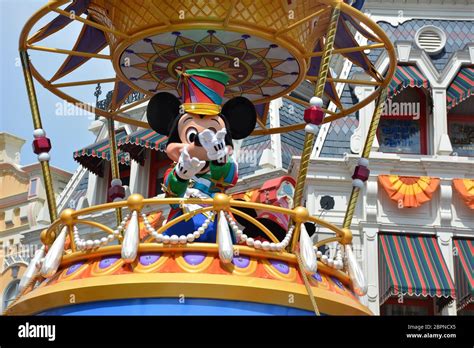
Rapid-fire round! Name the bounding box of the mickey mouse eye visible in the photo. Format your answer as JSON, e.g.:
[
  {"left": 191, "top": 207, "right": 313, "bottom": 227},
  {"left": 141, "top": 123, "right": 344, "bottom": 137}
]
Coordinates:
[{"left": 185, "top": 127, "right": 198, "bottom": 143}]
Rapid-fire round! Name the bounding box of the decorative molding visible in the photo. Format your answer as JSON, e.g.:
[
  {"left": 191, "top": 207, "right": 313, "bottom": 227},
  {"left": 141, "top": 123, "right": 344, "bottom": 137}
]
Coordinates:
[{"left": 439, "top": 181, "right": 453, "bottom": 226}]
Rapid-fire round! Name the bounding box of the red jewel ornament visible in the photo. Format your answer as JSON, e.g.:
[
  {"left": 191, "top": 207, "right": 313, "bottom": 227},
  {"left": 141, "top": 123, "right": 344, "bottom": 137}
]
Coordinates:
[
  {"left": 304, "top": 106, "right": 324, "bottom": 125},
  {"left": 32, "top": 137, "right": 52, "bottom": 155},
  {"left": 352, "top": 165, "right": 370, "bottom": 182},
  {"left": 108, "top": 185, "right": 125, "bottom": 201}
]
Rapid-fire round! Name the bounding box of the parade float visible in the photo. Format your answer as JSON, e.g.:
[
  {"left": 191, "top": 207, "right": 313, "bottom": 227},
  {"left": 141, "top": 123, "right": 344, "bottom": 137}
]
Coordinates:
[{"left": 6, "top": 0, "right": 396, "bottom": 315}]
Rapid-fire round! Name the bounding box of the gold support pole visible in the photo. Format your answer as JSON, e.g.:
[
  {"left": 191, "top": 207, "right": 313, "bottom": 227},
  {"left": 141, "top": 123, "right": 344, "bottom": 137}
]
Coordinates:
[
  {"left": 20, "top": 50, "right": 58, "bottom": 222},
  {"left": 107, "top": 118, "right": 123, "bottom": 225},
  {"left": 342, "top": 88, "right": 387, "bottom": 229},
  {"left": 292, "top": 4, "right": 341, "bottom": 211}
]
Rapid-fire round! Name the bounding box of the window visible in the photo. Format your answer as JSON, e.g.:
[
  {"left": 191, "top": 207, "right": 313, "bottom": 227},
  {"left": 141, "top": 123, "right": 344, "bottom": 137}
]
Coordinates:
[
  {"left": 28, "top": 178, "right": 38, "bottom": 197},
  {"left": 448, "top": 116, "right": 474, "bottom": 156},
  {"left": 381, "top": 298, "right": 435, "bottom": 316},
  {"left": 2, "top": 279, "right": 20, "bottom": 311},
  {"left": 148, "top": 150, "right": 172, "bottom": 197},
  {"left": 378, "top": 88, "right": 428, "bottom": 155}
]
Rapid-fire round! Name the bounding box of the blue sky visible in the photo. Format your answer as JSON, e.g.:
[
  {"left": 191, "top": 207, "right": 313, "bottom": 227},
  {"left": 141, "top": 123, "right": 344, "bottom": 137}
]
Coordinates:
[{"left": 0, "top": 0, "right": 116, "bottom": 172}]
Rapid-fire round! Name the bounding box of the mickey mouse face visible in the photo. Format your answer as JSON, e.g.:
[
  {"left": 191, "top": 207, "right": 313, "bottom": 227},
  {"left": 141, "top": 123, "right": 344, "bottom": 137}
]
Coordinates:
[
  {"left": 166, "top": 113, "right": 233, "bottom": 165},
  {"left": 147, "top": 92, "right": 257, "bottom": 168}
]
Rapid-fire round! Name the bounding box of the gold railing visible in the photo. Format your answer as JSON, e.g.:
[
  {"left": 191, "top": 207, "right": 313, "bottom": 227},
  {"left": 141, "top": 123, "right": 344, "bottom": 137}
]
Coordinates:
[{"left": 41, "top": 193, "right": 352, "bottom": 254}]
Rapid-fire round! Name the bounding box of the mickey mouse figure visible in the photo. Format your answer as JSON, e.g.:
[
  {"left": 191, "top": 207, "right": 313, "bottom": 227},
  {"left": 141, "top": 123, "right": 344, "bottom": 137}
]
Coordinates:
[{"left": 146, "top": 69, "right": 256, "bottom": 243}]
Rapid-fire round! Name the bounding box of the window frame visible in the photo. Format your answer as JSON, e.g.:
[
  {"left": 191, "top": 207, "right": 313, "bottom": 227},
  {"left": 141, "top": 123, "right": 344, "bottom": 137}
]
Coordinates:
[
  {"left": 447, "top": 114, "right": 474, "bottom": 157},
  {"left": 377, "top": 88, "right": 428, "bottom": 155},
  {"left": 381, "top": 297, "right": 435, "bottom": 315}
]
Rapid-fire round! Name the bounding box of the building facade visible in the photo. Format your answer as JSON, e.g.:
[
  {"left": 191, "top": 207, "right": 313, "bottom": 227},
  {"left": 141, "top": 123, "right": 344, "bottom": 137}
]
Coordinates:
[{"left": 0, "top": 133, "right": 72, "bottom": 311}]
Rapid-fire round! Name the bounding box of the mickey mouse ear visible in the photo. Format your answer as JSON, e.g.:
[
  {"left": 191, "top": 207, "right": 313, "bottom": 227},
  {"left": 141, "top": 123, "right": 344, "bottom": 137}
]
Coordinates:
[
  {"left": 146, "top": 92, "right": 181, "bottom": 135},
  {"left": 221, "top": 97, "right": 257, "bottom": 139}
]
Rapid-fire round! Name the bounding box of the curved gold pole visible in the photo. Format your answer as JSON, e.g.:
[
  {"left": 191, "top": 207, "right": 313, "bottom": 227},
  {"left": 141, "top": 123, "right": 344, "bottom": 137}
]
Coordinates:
[
  {"left": 229, "top": 208, "right": 279, "bottom": 243},
  {"left": 342, "top": 88, "right": 387, "bottom": 229},
  {"left": 292, "top": 4, "right": 341, "bottom": 211},
  {"left": 20, "top": 50, "right": 57, "bottom": 223},
  {"left": 107, "top": 119, "right": 123, "bottom": 226},
  {"left": 155, "top": 207, "right": 214, "bottom": 235}
]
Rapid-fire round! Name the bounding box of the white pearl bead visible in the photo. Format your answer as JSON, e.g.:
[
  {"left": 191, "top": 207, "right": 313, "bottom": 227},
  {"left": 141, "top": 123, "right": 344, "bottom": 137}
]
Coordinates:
[
  {"left": 187, "top": 234, "right": 195, "bottom": 242},
  {"left": 269, "top": 243, "right": 277, "bottom": 251},
  {"left": 179, "top": 235, "right": 187, "bottom": 244},
  {"left": 254, "top": 240, "right": 262, "bottom": 249},
  {"left": 246, "top": 238, "right": 254, "bottom": 247},
  {"left": 170, "top": 235, "right": 179, "bottom": 244},
  {"left": 33, "top": 128, "right": 46, "bottom": 138},
  {"left": 321, "top": 255, "right": 328, "bottom": 264},
  {"left": 316, "top": 251, "right": 322, "bottom": 258},
  {"left": 163, "top": 235, "right": 170, "bottom": 244},
  {"left": 262, "top": 241, "right": 270, "bottom": 250},
  {"left": 276, "top": 243, "right": 283, "bottom": 251},
  {"left": 113, "top": 230, "right": 120, "bottom": 235},
  {"left": 100, "top": 237, "right": 108, "bottom": 244},
  {"left": 202, "top": 222, "right": 209, "bottom": 229},
  {"left": 198, "top": 227, "right": 205, "bottom": 234},
  {"left": 156, "top": 234, "right": 164, "bottom": 243},
  {"left": 310, "top": 96, "right": 323, "bottom": 107},
  {"left": 328, "top": 258, "right": 334, "bottom": 267},
  {"left": 193, "top": 231, "right": 201, "bottom": 239},
  {"left": 38, "top": 152, "right": 50, "bottom": 162},
  {"left": 240, "top": 234, "right": 247, "bottom": 242},
  {"left": 86, "top": 240, "right": 94, "bottom": 249}
]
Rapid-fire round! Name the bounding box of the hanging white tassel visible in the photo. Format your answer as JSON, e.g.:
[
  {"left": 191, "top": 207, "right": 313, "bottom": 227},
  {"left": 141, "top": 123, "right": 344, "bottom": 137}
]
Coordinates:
[
  {"left": 122, "top": 210, "right": 139, "bottom": 263},
  {"left": 19, "top": 246, "right": 45, "bottom": 292},
  {"left": 299, "top": 223, "right": 317, "bottom": 274},
  {"left": 217, "top": 211, "right": 233, "bottom": 264},
  {"left": 345, "top": 244, "right": 367, "bottom": 296},
  {"left": 41, "top": 226, "right": 67, "bottom": 278}
]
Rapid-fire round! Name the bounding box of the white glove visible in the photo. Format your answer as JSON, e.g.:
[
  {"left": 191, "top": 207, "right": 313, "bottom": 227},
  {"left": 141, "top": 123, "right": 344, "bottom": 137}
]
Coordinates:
[
  {"left": 175, "top": 146, "right": 206, "bottom": 180},
  {"left": 198, "top": 128, "right": 228, "bottom": 163}
]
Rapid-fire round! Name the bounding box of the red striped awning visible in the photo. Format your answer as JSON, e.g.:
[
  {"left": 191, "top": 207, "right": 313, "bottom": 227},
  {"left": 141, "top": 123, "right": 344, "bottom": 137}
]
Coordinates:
[
  {"left": 74, "top": 131, "right": 130, "bottom": 176},
  {"left": 447, "top": 67, "right": 474, "bottom": 110},
  {"left": 379, "top": 233, "right": 455, "bottom": 306},
  {"left": 388, "top": 65, "right": 430, "bottom": 99},
  {"left": 453, "top": 238, "right": 473, "bottom": 311},
  {"left": 117, "top": 128, "right": 167, "bottom": 165}
]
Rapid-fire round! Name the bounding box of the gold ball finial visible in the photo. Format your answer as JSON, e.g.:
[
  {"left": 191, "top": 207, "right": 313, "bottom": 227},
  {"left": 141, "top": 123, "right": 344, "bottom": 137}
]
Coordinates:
[
  {"left": 60, "top": 208, "right": 75, "bottom": 225},
  {"left": 213, "top": 193, "right": 231, "bottom": 211},
  {"left": 127, "top": 193, "right": 144, "bottom": 211},
  {"left": 40, "top": 228, "right": 53, "bottom": 245},
  {"left": 340, "top": 228, "right": 353, "bottom": 245},
  {"left": 293, "top": 206, "right": 309, "bottom": 224}
]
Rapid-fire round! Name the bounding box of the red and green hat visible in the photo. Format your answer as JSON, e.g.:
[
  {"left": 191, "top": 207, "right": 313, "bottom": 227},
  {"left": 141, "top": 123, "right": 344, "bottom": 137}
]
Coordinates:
[{"left": 178, "top": 68, "right": 229, "bottom": 115}]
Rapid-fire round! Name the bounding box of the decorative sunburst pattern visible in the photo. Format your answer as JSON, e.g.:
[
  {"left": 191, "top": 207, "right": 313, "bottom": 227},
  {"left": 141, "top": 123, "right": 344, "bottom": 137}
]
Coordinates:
[{"left": 119, "top": 29, "right": 301, "bottom": 103}]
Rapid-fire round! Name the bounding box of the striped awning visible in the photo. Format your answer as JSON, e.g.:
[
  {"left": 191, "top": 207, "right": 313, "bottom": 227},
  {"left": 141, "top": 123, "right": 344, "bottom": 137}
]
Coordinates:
[
  {"left": 74, "top": 131, "right": 130, "bottom": 176},
  {"left": 388, "top": 65, "right": 430, "bottom": 99},
  {"left": 117, "top": 128, "right": 167, "bottom": 165},
  {"left": 447, "top": 67, "right": 474, "bottom": 110},
  {"left": 453, "top": 239, "right": 473, "bottom": 311},
  {"left": 379, "top": 233, "right": 456, "bottom": 306}
]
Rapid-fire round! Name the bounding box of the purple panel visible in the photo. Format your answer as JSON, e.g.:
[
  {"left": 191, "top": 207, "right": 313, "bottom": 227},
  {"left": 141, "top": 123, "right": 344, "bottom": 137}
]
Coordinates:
[
  {"left": 139, "top": 253, "right": 161, "bottom": 266},
  {"left": 254, "top": 103, "right": 269, "bottom": 122},
  {"left": 331, "top": 276, "right": 344, "bottom": 289},
  {"left": 335, "top": 20, "right": 374, "bottom": 75},
  {"left": 66, "top": 262, "right": 83, "bottom": 275},
  {"left": 232, "top": 255, "right": 250, "bottom": 268},
  {"left": 99, "top": 256, "right": 119, "bottom": 269},
  {"left": 342, "top": 13, "right": 379, "bottom": 42},
  {"left": 312, "top": 271, "right": 322, "bottom": 282},
  {"left": 183, "top": 252, "right": 206, "bottom": 266},
  {"left": 307, "top": 42, "right": 338, "bottom": 103},
  {"left": 30, "top": 0, "right": 91, "bottom": 43},
  {"left": 270, "top": 259, "right": 289, "bottom": 274},
  {"left": 52, "top": 22, "right": 107, "bottom": 80},
  {"left": 113, "top": 81, "right": 133, "bottom": 106}
]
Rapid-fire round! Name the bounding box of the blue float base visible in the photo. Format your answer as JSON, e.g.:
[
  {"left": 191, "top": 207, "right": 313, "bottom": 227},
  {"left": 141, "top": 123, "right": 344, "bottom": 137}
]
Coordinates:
[{"left": 39, "top": 298, "right": 315, "bottom": 316}]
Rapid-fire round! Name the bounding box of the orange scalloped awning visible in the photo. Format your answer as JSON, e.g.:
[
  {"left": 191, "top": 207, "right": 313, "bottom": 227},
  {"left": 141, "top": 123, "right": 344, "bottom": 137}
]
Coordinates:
[
  {"left": 453, "top": 179, "right": 474, "bottom": 210},
  {"left": 379, "top": 175, "right": 440, "bottom": 208}
]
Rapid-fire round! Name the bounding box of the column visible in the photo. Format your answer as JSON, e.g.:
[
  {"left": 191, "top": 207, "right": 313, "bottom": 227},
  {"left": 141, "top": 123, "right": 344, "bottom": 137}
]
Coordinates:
[
  {"left": 437, "top": 231, "right": 457, "bottom": 316},
  {"left": 363, "top": 226, "right": 380, "bottom": 315},
  {"left": 432, "top": 88, "right": 453, "bottom": 155}
]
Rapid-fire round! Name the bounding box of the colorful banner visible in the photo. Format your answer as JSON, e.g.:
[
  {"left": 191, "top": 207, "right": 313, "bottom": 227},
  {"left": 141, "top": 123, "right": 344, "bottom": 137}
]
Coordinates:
[
  {"left": 378, "top": 175, "right": 440, "bottom": 208},
  {"left": 453, "top": 178, "right": 474, "bottom": 210}
]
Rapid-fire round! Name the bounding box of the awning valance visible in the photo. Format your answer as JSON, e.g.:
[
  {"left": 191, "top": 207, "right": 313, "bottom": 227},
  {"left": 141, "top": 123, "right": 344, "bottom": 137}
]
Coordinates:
[
  {"left": 117, "top": 128, "right": 167, "bottom": 165},
  {"left": 74, "top": 131, "right": 130, "bottom": 176},
  {"left": 378, "top": 175, "right": 439, "bottom": 208},
  {"left": 453, "top": 238, "right": 473, "bottom": 311},
  {"left": 453, "top": 178, "right": 474, "bottom": 210},
  {"left": 447, "top": 67, "right": 474, "bottom": 110},
  {"left": 388, "top": 65, "right": 430, "bottom": 99},
  {"left": 379, "top": 233, "right": 456, "bottom": 306}
]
